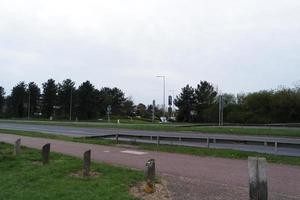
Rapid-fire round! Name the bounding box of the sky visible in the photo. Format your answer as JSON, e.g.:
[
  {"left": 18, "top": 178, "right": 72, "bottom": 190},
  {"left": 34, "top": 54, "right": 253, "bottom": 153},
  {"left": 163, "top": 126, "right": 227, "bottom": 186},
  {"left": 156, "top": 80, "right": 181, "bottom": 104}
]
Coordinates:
[{"left": 0, "top": 0, "right": 300, "bottom": 105}]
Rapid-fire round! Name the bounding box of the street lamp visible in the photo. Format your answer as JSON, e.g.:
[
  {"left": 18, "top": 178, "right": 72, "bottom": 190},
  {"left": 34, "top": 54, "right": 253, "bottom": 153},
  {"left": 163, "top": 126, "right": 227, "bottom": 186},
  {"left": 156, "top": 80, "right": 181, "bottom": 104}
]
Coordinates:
[{"left": 156, "top": 75, "right": 166, "bottom": 118}]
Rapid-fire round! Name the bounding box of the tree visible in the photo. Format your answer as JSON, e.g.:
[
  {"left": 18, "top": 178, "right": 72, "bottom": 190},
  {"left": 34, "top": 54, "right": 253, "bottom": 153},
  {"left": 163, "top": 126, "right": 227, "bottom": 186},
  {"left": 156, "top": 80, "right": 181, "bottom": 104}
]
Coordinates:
[
  {"left": 145, "top": 104, "right": 162, "bottom": 119},
  {"left": 270, "top": 89, "right": 300, "bottom": 123},
  {"left": 8, "top": 82, "right": 27, "bottom": 117},
  {"left": 121, "top": 98, "right": 135, "bottom": 117},
  {"left": 0, "top": 86, "right": 5, "bottom": 116},
  {"left": 77, "top": 81, "right": 98, "bottom": 119},
  {"left": 194, "top": 81, "right": 217, "bottom": 122},
  {"left": 136, "top": 103, "right": 147, "bottom": 117},
  {"left": 42, "top": 79, "right": 58, "bottom": 118},
  {"left": 98, "top": 87, "right": 126, "bottom": 116},
  {"left": 57, "top": 79, "right": 76, "bottom": 119},
  {"left": 27, "top": 82, "right": 41, "bottom": 117},
  {"left": 222, "top": 93, "right": 236, "bottom": 106},
  {"left": 243, "top": 91, "right": 273, "bottom": 123},
  {"left": 174, "top": 85, "right": 196, "bottom": 122}
]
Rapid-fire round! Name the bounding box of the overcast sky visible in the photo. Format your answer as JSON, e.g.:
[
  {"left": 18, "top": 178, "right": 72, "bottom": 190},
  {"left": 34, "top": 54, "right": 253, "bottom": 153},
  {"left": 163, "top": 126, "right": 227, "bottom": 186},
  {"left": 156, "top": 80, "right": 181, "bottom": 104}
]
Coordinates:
[{"left": 0, "top": 0, "right": 300, "bottom": 104}]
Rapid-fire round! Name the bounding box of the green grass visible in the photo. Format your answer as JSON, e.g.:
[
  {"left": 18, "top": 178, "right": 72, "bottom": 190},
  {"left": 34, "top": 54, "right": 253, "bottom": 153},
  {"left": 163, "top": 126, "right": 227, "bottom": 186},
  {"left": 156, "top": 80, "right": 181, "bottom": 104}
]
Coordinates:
[
  {"left": 1, "top": 119, "right": 300, "bottom": 137},
  {"left": 1, "top": 128, "right": 300, "bottom": 166},
  {"left": 0, "top": 142, "right": 143, "bottom": 200},
  {"left": 137, "top": 143, "right": 300, "bottom": 166}
]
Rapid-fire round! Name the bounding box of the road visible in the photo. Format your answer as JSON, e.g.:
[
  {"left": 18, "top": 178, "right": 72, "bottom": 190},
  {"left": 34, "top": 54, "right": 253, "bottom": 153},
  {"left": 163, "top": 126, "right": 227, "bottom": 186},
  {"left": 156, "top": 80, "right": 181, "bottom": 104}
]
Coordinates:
[
  {"left": 1, "top": 133, "right": 299, "bottom": 200},
  {"left": 0, "top": 122, "right": 300, "bottom": 156}
]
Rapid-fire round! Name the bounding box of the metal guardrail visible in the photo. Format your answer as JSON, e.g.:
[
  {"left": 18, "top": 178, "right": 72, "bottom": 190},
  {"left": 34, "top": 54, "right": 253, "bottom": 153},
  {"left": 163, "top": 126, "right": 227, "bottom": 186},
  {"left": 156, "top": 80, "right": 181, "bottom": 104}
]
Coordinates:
[{"left": 88, "top": 133, "right": 300, "bottom": 152}]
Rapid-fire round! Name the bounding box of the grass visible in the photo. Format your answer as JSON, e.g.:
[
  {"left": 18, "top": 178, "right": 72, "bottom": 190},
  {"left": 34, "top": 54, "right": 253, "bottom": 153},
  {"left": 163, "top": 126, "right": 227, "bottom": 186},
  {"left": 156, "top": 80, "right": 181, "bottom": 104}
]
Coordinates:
[
  {"left": 1, "top": 128, "right": 300, "bottom": 166},
  {"left": 138, "top": 143, "right": 300, "bottom": 166},
  {"left": 1, "top": 119, "right": 300, "bottom": 137},
  {"left": 0, "top": 142, "right": 143, "bottom": 200}
]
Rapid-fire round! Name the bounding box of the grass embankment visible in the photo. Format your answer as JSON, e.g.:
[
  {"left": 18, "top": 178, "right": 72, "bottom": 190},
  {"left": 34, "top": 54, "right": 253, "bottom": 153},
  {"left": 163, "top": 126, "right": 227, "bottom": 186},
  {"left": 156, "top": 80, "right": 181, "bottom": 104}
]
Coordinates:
[
  {"left": 0, "top": 142, "right": 143, "bottom": 200},
  {"left": 1, "top": 129, "right": 300, "bottom": 166},
  {"left": 1, "top": 119, "right": 300, "bottom": 137}
]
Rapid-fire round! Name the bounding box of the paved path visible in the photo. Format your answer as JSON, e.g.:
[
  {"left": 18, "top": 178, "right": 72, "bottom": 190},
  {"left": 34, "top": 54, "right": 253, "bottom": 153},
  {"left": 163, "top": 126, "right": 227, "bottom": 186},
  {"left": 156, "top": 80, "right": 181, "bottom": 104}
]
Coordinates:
[
  {"left": 1, "top": 122, "right": 300, "bottom": 156},
  {"left": 1, "top": 133, "right": 300, "bottom": 199}
]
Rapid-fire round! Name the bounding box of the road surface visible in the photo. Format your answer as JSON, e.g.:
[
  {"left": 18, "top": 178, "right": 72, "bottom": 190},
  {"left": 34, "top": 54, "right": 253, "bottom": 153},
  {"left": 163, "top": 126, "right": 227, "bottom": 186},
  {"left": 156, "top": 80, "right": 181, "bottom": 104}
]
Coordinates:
[{"left": 0, "top": 122, "right": 300, "bottom": 156}]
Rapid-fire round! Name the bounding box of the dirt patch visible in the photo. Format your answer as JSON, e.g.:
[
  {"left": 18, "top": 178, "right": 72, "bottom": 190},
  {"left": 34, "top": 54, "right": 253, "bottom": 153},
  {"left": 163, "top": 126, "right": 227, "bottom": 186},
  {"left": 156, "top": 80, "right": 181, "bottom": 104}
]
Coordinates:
[
  {"left": 130, "top": 179, "right": 171, "bottom": 200},
  {"left": 70, "top": 170, "right": 101, "bottom": 178}
]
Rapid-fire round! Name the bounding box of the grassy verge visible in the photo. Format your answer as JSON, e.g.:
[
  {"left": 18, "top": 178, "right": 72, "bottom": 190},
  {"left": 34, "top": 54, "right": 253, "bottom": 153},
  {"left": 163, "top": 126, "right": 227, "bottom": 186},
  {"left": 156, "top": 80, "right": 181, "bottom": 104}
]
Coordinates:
[
  {"left": 1, "top": 128, "right": 300, "bottom": 166},
  {"left": 0, "top": 142, "right": 143, "bottom": 200},
  {"left": 1, "top": 119, "right": 300, "bottom": 137}
]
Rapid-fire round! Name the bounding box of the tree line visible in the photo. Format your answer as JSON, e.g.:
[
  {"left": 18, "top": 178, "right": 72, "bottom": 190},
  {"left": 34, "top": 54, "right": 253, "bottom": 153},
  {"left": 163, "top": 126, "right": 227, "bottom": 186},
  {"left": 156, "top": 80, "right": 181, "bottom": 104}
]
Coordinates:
[
  {"left": 175, "top": 81, "right": 300, "bottom": 123},
  {"left": 0, "top": 79, "right": 299, "bottom": 123},
  {"left": 0, "top": 79, "right": 163, "bottom": 121}
]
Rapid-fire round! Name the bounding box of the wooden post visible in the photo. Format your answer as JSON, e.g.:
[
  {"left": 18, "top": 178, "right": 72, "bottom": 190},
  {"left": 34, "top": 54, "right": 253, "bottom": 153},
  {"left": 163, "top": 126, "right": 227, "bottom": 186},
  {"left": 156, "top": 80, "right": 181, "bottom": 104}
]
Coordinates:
[
  {"left": 248, "top": 157, "right": 268, "bottom": 200},
  {"left": 14, "top": 138, "right": 21, "bottom": 155},
  {"left": 42, "top": 143, "right": 51, "bottom": 164},
  {"left": 144, "top": 159, "right": 155, "bottom": 193},
  {"left": 83, "top": 150, "right": 91, "bottom": 177}
]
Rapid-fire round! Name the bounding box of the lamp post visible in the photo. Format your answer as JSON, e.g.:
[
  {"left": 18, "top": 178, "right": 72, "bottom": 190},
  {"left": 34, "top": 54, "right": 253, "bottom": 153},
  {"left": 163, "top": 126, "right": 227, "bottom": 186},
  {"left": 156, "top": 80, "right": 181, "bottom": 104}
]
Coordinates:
[{"left": 156, "top": 75, "right": 166, "bottom": 118}]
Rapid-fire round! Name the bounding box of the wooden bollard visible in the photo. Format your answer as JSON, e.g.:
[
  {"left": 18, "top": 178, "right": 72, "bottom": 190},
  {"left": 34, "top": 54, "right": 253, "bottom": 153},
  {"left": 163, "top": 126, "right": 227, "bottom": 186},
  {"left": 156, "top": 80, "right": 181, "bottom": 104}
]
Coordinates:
[
  {"left": 83, "top": 150, "right": 91, "bottom": 177},
  {"left": 144, "top": 159, "right": 155, "bottom": 193},
  {"left": 42, "top": 143, "right": 51, "bottom": 164},
  {"left": 248, "top": 157, "right": 268, "bottom": 200},
  {"left": 14, "top": 138, "right": 21, "bottom": 155},
  {"left": 157, "top": 136, "right": 160, "bottom": 145}
]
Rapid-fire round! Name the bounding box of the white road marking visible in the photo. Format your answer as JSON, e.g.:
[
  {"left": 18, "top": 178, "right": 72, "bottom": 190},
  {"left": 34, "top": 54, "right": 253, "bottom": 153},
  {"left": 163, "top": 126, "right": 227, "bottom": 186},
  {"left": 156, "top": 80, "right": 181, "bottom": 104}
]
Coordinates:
[
  {"left": 120, "top": 150, "right": 148, "bottom": 155},
  {"left": 104, "top": 150, "right": 110, "bottom": 153}
]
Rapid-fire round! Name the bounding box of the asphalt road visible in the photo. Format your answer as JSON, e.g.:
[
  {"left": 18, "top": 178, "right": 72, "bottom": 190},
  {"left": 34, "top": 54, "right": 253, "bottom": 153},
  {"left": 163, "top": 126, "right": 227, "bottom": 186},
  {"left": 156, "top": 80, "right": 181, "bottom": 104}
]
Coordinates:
[
  {"left": 0, "top": 122, "right": 300, "bottom": 156},
  {"left": 1, "top": 133, "right": 300, "bottom": 200}
]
